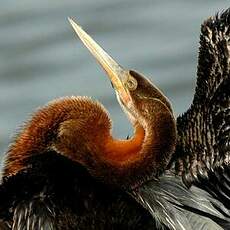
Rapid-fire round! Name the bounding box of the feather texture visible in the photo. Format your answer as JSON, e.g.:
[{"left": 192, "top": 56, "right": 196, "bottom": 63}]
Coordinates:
[
  {"left": 171, "top": 9, "right": 230, "bottom": 196},
  {"left": 133, "top": 175, "right": 230, "bottom": 230},
  {"left": 1, "top": 7, "right": 230, "bottom": 230}
]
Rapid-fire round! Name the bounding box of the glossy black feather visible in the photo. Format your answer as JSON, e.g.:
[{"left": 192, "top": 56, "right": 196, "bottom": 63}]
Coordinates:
[
  {"left": 133, "top": 174, "right": 230, "bottom": 230},
  {"left": 171, "top": 8, "right": 230, "bottom": 196},
  {"left": 0, "top": 151, "right": 156, "bottom": 230},
  {"left": 133, "top": 8, "right": 230, "bottom": 229}
]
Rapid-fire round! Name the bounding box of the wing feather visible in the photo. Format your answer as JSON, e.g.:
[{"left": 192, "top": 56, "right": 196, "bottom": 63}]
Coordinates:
[
  {"left": 12, "top": 196, "right": 56, "bottom": 230},
  {"left": 171, "top": 9, "right": 230, "bottom": 202}
]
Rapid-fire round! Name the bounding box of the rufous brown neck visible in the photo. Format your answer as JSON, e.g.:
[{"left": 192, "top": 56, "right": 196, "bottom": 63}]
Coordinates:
[
  {"left": 3, "top": 96, "right": 176, "bottom": 188},
  {"left": 102, "top": 124, "right": 145, "bottom": 166}
]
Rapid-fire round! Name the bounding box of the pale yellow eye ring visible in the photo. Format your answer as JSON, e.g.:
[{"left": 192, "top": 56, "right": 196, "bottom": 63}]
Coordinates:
[{"left": 126, "top": 77, "right": 138, "bottom": 91}]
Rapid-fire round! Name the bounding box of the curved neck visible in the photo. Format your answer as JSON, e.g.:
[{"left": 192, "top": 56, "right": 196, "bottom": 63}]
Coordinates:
[
  {"left": 96, "top": 99, "right": 176, "bottom": 187},
  {"left": 103, "top": 124, "right": 145, "bottom": 165},
  {"left": 3, "top": 97, "right": 176, "bottom": 188}
]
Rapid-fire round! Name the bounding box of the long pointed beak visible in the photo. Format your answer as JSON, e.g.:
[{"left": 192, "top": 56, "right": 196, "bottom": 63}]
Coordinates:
[{"left": 68, "top": 18, "right": 132, "bottom": 105}]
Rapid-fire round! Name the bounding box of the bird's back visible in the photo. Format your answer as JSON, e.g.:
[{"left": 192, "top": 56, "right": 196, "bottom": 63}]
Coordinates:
[{"left": 0, "top": 150, "right": 157, "bottom": 230}]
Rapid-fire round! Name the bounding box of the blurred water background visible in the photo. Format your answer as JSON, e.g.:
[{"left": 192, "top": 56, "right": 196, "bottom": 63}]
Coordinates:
[{"left": 0, "top": 1, "right": 229, "bottom": 166}]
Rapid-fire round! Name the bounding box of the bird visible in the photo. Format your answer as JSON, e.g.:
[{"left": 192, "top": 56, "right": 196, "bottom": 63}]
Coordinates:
[{"left": 0, "top": 8, "right": 229, "bottom": 230}]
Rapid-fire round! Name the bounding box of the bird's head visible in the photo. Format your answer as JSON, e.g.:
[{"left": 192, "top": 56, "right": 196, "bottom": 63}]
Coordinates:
[{"left": 3, "top": 20, "right": 176, "bottom": 189}]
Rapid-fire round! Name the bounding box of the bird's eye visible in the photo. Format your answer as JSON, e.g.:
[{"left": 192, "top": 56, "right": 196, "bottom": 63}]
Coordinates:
[{"left": 126, "top": 77, "right": 138, "bottom": 91}]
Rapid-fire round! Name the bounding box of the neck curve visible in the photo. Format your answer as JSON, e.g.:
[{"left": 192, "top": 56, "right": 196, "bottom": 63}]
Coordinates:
[
  {"left": 3, "top": 96, "right": 176, "bottom": 188},
  {"left": 93, "top": 98, "right": 176, "bottom": 187},
  {"left": 103, "top": 124, "right": 145, "bottom": 166}
]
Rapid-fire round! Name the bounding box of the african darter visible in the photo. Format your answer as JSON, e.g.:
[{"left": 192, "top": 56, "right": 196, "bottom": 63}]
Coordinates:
[{"left": 0, "top": 8, "right": 229, "bottom": 230}]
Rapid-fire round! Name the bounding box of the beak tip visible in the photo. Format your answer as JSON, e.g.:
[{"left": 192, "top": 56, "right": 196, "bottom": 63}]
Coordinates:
[
  {"left": 68, "top": 17, "right": 76, "bottom": 27},
  {"left": 68, "top": 17, "right": 84, "bottom": 38},
  {"left": 68, "top": 16, "right": 126, "bottom": 98}
]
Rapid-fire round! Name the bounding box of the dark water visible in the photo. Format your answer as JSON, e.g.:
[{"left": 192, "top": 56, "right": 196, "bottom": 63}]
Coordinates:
[{"left": 0, "top": 1, "right": 229, "bottom": 166}]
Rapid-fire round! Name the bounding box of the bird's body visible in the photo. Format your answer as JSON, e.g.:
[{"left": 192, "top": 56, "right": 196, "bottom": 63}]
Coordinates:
[
  {"left": 0, "top": 8, "right": 230, "bottom": 230},
  {"left": 0, "top": 150, "right": 156, "bottom": 229}
]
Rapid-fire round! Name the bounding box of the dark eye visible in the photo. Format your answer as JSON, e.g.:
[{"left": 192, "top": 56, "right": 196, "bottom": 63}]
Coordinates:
[{"left": 126, "top": 77, "right": 138, "bottom": 91}]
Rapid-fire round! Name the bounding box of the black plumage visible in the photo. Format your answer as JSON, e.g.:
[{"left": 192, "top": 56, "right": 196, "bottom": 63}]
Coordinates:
[
  {"left": 134, "top": 9, "right": 230, "bottom": 229},
  {"left": 0, "top": 8, "right": 230, "bottom": 230},
  {"left": 173, "top": 9, "right": 230, "bottom": 204},
  {"left": 0, "top": 151, "right": 156, "bottom": 229}
]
